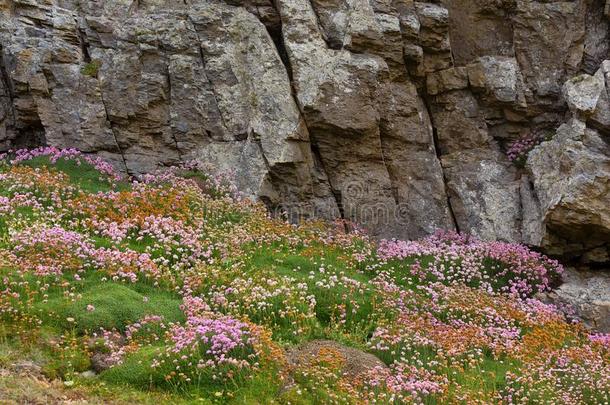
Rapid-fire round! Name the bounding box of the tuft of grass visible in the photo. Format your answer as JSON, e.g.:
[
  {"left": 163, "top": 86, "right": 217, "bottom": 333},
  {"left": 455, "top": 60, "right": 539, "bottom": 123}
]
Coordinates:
[
  {"left": 21, "top": 156, "right": 127, "bottom": 193},
  {"left": 81, "top": 60, "right": 101, "bottom": 77},
  {"left": 35, "top": 282, "right": 184, "bottom": 333}
]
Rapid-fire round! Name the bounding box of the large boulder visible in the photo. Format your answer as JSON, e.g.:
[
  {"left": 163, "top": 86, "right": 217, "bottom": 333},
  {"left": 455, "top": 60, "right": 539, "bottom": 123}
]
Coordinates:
[
  {"left": 527, "top": 119, "right": 610, "bottom": 260},
  {"left": 286, "top": 340, "right": 387, "bottom": 380},
  {"left": 540, "top": 268, "right": 610, "bottom": 333}
]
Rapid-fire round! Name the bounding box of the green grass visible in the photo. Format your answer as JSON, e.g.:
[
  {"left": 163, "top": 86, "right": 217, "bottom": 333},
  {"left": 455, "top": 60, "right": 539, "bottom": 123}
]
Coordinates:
[
  {"left": 81, "top": 60, "right": 101, "bottom": 78},
  {"left": 34, "top": 282, "right": 184, "bottom": 333},
  {"left": 21, "top": 156, "right": 128, "bottom": 193},
  {"left": 0, "top": 154, "right": 597, "bottom": 404},
  {"left": 102, "top": 345, "right": 280, "bottom": 403}
]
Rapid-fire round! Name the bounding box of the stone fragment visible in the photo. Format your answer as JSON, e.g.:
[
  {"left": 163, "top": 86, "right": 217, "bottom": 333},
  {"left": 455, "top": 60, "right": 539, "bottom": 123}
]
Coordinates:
[
  {"left": 563, "top": 72, "right": 605, "bottom": 116},
  {"left": 467, "top": 56, "right": 526, "bottom": 106}
]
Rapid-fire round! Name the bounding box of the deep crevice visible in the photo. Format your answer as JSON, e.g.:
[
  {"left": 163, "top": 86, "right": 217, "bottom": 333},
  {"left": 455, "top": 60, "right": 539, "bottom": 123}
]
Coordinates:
[
  {"left": 311, "top": 142, "right": 346, "bottom": 225},
  {"left": 266, "top": 3, "right": 343, "bottom": 224},
  {"left": 165, "top": 64, "right": 181, "bottom": 155},
  {"left": 75, "top": 20, "right": 91, "bottom": 63},
  {"left": 0, "top": 45, "right": 17, "bottom": 148},
  {"left": 99, "top": 89, "right": 129, "bottom": 175},
  {"left": 254, "top": 134, "right": 272, "bottom": 172},
  {"left": 421, "top": 94, "right": 461, "bottom": 233}
]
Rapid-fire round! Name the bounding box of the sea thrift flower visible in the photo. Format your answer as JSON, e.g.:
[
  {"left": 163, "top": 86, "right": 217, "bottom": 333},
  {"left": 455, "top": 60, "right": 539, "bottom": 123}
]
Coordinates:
[{"left": 377, "top": 230, "right": 562, "bottom": 298}]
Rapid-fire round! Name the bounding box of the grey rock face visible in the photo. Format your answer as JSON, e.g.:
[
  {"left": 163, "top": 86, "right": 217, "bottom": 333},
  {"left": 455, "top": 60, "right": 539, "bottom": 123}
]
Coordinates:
[
  {"left": 563, "top": 72, "right": 606, "bottom": 116},
  {"left": 527, "top": 119, "right": 610, "bottom": 260},
  {"left": 1, "top": 0, "right": 610, "bottom": 264},
  {"left": 540, "top": 268, "right": 610, "bottom": 333},
  {"left": 276, "top": 0, "right": 454, "bottom": 238}
]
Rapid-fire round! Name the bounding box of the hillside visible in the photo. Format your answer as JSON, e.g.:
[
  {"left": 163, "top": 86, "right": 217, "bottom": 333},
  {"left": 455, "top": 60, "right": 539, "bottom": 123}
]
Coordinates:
[
  {"left": 1, "top": 0, "right": 609, "bottom": 263},
  {"left": 0, "top": 148, "right": 608, "bottom": 404}
]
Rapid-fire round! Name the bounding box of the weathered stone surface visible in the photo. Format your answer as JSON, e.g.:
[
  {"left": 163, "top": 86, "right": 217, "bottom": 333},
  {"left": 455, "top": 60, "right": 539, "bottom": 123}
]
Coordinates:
[
  {"left": 590, "top": 60, "right": 610, "bottom": 130},
  {"left": 527, "top": 119, "right": 610, "bottom": 258},
  {"left": 513, "top": 0, "right": 587, "bottom": 102},
  {"left": 286, "top": 340, "right": 387, "bottom": 380},
  {"left": 467, "top": 56, "right": 526, "bottom": 107},
  {"left": 441, "top": 0, "right": 515, "bottom": 66},
  {"left": 540, "top": 268, "right": 610, "bottom": 333},
  {"left": 519, "top": 175, "right": 545, "bottom": 247},
  {"left": 426, "top": 67, "right": 468, "bottom": 95},
  {"left": 276, "top": 0, "right": 453, "bottom": 238},
  {"left": 443, "top": 149, "right": 521, "bottom": 242},
  {"left": 563, "top": 71, "right": 605, "bottom": 116},
  {"left": 583, "top": 0, "right": 610, "bottom": 74}
]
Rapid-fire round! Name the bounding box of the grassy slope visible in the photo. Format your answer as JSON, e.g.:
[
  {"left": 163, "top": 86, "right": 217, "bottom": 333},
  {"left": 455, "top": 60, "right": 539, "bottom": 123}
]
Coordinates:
[{"left": 0, "top": 156, "right": 606, "bottom": 404}]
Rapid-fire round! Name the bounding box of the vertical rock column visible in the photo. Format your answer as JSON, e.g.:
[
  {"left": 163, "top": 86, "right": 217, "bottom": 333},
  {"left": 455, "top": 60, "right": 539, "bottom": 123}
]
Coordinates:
[{"left": 277, "top": 0, "right": 454, "bottom": 239}]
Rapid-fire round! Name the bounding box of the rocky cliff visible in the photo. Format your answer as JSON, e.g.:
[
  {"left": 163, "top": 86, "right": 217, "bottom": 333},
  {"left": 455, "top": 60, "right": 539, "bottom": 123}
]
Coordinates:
[{"left": 1, "top": 0, "right": 609, "bottom": 265}]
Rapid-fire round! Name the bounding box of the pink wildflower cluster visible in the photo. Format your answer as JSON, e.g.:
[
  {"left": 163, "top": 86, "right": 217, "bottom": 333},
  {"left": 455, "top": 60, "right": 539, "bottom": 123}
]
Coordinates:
[
  {"left": 377, "top": 230, "right": 563, "bottom": 298},
  {"left": 92, "top": 315, "right": 167, "bottom": 368},
  {"left": 168, "top": 296, "right": 253, "bottom": 363},
  {"left": 92, "top": 247, "right": 159, "bottom": 282},
  {"left": 589, "top": 333, "right": 610, "bottom": 347},
  {"left": 10, "top": 147, "right": 121, "bottom": 181},
  {"left": 506, "top": 135, "right": 540, "bottom": 166},
  {"left": 93, "top": 329, "right": 127, "bottom": 367},
  {"left": 11, "top": 226, "right": 96, "bottom": 276},
  {"left": 138, "top": 161, "right": 240, "bottom": 200},
  {"left": 0, "top": 196, "right": 11, "bottom": 214},
  {"left": 365, "top": 363, "right": 447, "bottom": 404},
  {"left": 125, "top": 315, "right": 166, "bottom": 341},
  {"left": 146, "top": 296, "right": 261, "bottom": 385},
  {"left": 11, "top": 226, "right": 159, "bottom": 281}
]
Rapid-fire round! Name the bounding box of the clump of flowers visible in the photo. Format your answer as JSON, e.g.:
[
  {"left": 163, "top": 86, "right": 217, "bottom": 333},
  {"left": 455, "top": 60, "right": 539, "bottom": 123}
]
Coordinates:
[
  {"left": 377, "top": 230, "right": 563, "bottom": 298},
  {"left": 9, "top": 146, "right": 121, "bottom": 181},
  {"left": 149, "top": 296, "right": 264, "bottom": 387},
  {"left": 11, "top": 226, "right": 96, "bottom": 276},
  {"left": 202, "top": 272, "right": 317, "bottom": 339},
  {"left": 363, "top": 363, "right": 447, "bottom": 404},
  {"left": 506, "top": 135, "right": 540, "bottom": 167}
]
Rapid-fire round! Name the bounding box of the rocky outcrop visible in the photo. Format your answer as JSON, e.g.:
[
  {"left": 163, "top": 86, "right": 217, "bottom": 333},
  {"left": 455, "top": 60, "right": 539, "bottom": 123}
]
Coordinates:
[
  {"left": 286, "top": 339, "right": 387, "bottom": 380},
  {"left": 1, "top": 0, "right": 609, "bottom": 259},
  {"left": 276, "top": 0, "right": 453, "bottom": 238},
  {"left": 526, "top": 62, "right": 610, "bottom": 262},
  {"left": 539, "top": 268, "right": 610, "bottom": 333}
]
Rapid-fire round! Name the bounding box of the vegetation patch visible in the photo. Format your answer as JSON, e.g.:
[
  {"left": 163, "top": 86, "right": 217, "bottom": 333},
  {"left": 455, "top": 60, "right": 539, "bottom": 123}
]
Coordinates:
[{"left": 0, "top": 147, "right": 607, "bottom": 404}]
